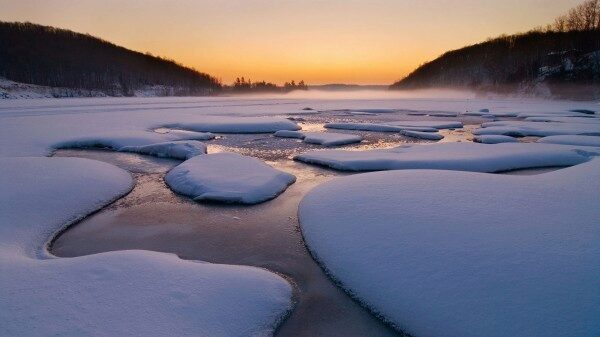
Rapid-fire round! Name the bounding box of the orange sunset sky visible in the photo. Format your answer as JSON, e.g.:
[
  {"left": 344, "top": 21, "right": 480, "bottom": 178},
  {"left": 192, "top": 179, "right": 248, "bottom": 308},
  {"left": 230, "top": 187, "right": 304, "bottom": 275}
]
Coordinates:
[{"left": 0, "top": 0, "right": 583, "bottom": 85}]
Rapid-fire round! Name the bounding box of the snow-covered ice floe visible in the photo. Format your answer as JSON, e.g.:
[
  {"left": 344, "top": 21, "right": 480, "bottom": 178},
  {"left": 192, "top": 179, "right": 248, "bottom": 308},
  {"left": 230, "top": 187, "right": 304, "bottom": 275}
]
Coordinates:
[
  {"left": 274, "top": 130, "right": 306, "bottom": 138},
  {"left": 53, "top": 130, "right": 172, "bottom": 150},
  {"left": 294, "top": 142, "right": 598, "bottom": 172},
  {"left": 475, "top": 120, "right": 600, "bottom": 137},
  {"left": 164, "top": 116, "right": 300, "bottom": 133},
  {"left": 524, "top": 116, "right": 600, "bottom": 124},
  {"left": 274, "top": 130, "right": 362, "bottom": 146},
  {"left": 324, "top": 122, "right": 437, "bottom": 133},
  {"left": 298, "top": 159, "right": 600, "bottom": 337},
  {"left": 53, "top": 131, "right": 210, "bottom": 160},
  {"left": 120, "top": 140, "right": 207, "bottom": 160},
  {"left": 156, "top": 128, "right": 216, "bottom": 140},
  {"left": 474, "top": 135, "right": 519, "bottom": 144},
  {"left": 386, "top": 120, "right": 463, "bottom": 129},
  {"left": 302, "top": 132, "right": 362, "bottom": 147},
  {"left": 165, "top": 153, "right": 296, "bottom": 204},
  {"left": 0, "top": 157, "right": 292, "bottom": 336},
  {"left": 537, "top": 135, "right": 600, "bottom": 147},
  {"left": 463, "top": 111, "right": 518, "bottom": 117},
  {"left": 400, "top": 130, "right": 443, "bottom": 140}
]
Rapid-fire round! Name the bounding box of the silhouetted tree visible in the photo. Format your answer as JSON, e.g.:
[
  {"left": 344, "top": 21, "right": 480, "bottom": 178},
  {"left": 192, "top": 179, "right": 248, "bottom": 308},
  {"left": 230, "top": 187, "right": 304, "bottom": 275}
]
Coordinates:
[{"left": 0, "top": 21, "right": 221, "bottom": 96}]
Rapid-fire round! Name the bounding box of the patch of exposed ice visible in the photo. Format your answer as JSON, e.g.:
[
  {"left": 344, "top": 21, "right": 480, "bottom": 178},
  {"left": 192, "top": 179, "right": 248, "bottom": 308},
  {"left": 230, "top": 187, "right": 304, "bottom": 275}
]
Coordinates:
[
  {"left": 474, "top": 135, "right": 519, "bottom": 144},
  {"left": 0, "top": 157, "right": 292, "bottom": 336},
  {"left": 299, "top": 159, "right": 600, "bottom": 337},
  {"left": 302, "top": 132, "right": 363, "bottom": 147},
  {"left": 120, "top": 140, "right": 207, "bottom": 160},
  {"left": 537, "top": 135, "right": 600, "bottom": 147},
  {"left": 400, "top": 130, "right": 444, "bottom": 140},
  {"left": 294, "top": 142, "right": 597, "bottom": 172},
  {"left": 165, "top": 116, "right": 300, "bottom": 133},
  {"left": 165, "top": 153, "right": 296, "bottom": 204}
]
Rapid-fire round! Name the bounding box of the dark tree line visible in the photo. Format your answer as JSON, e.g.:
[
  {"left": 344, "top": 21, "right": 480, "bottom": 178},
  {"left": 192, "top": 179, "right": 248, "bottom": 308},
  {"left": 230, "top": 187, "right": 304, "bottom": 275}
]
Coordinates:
[
  {"left": 0, "top": 21, "right": 221, "bottom": 96},
  {"left": 228, "top": 77, "right": 308, "bottom": 93},
  {"left": 390, "top": 0, "right": 600, "bottom": 98}
]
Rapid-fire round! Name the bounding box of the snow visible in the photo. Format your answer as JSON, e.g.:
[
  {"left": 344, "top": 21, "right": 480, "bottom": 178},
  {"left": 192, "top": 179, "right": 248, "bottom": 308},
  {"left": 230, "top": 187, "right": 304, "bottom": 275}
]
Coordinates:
[
  {"left": 474, "top": 135, "right": 518, "bottom": 144},
  {"left": 0, "top": 157, "right": 292, "bottom": 336},
  {"left": 1, "top": 96, "right": 596, "bottom": 158},
  {"left": 165, "top": 153, "right": 296, "bottom": 204},
  {"left": 274, "top": 130, "right": 306, "bottom": 138},
  {"left": 475, "top": 121, "right": 600, "bottom": 137},
  {"left": 302, "top": 132, "right": 362, "bottom": 146},
  {"left": 120, "top": 140, "right": 207, "bottom": 160},
  {"left": 400, "top": 130, "right": 444, "bottom": 140},
  {"left": 537, "top": 135, "right": 600, "bottom": 147},
  {"left": 294, "top": 142, "right": 598, "bottom": 172},
  {"left": 324, "top": 122, "right": 437, "bottom": 133},
  {"left": 165, "top": 116, "right": 300, "bottom": 133},
  {"left": 298, "top": 159, "right": 600, "bottom": 337}
]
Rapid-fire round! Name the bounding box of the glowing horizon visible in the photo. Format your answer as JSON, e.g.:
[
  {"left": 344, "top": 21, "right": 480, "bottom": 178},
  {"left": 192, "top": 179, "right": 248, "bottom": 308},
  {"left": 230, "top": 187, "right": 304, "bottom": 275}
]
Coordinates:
[{"left": 0, "top": 0, "right": 582, "bottom": 85}]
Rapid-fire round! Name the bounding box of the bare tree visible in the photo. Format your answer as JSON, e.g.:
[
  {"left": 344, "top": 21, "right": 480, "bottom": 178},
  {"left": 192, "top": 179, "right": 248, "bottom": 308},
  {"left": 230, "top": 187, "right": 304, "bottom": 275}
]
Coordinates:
[{"left": 553, "top": 0, "right": 600, "bottom": 31}]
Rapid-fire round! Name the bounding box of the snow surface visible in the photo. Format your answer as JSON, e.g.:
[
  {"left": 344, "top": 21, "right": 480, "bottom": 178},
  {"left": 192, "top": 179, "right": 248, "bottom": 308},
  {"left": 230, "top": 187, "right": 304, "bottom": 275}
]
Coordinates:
[
  {"left": 165, "top": 116, "right": 300, "bottom": 133},
  {"left": 475, "top": 120, "right": 600, "bottom": 137},
  {"left": 274, "top": 130, "right": 306, "bottom": 138},
  {"left": 0, "top": 157, "right": 292, "bottom": 336},
  {"left": 165, "top": 153, "right": 296, "bottom": 204},
  {"left": 120, "top": 140, "right": 207, "bottom": 160},
  {"left": 302, "top": 132, "right": 362, "bottom": 146},
  {"left": 537, "top": 135, "right": 600, "bottom": 147},
  {"left": 294, "top": 142, "right": 598, "bottom": 172},
  {"left": 473, "top": 135, "right": 519, "bottom": 144},
  {"left": 400, "top": 130, "right": 444, "bottom": 140},
  {"left": 298, "top": 159, "right": 600, "bottom": 337}
]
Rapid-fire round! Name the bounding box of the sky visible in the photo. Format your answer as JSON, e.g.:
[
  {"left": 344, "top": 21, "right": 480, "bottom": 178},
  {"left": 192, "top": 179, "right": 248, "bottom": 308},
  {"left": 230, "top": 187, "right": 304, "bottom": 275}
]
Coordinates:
[{"left": 0, "top": 0, "right": 583, "bottom": 85}]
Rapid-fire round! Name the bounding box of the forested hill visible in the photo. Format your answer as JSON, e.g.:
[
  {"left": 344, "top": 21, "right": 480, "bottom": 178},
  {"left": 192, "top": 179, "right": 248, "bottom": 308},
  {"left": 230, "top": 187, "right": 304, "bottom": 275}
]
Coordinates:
[
  {"left": 390, "top": 30, "right": 600, "bottom": 99},
  {"left": 0, "top": 22, "right": 221, "bottom": 97},
  {"left": 390, "top": 0, "right": 600, "bottom": 99}
]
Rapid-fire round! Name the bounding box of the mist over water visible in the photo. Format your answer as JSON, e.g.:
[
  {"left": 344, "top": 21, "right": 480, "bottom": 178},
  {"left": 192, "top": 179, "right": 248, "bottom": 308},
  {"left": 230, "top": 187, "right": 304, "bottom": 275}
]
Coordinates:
[{"left": 235, "top": 88, "right": 479, "bottom": 100}]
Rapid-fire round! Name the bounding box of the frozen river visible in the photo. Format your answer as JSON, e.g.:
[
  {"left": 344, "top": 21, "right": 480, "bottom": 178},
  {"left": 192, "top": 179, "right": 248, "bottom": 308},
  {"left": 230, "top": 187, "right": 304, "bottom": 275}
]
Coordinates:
[{"left": 1, "top": 94, "right": 599, "bottom": 337}]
